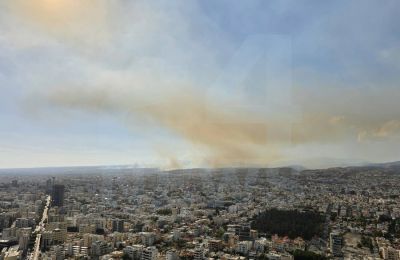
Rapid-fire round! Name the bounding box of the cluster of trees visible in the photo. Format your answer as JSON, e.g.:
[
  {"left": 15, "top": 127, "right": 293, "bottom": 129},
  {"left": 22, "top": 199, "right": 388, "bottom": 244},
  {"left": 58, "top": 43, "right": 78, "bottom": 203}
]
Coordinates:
[
  {"left": 256, "top": 250, "right": 326, "bottom": 260},
  {"left": 358, "top": 235, "right": 373, "bottom": 252},
  {"left": 156, "top": 208, "right": 172, "bottom": 215},
  {"left": 252, "top": 208, "right": 324, "bottom": 240},
  {"left": 378, "top": 214, "right": 392, "bottom": 222},
  {"left": 387, "top": 218, "right": 400, "bottom": 239},
  {"left": 292, "top": 250, "right": 327, "bottom": 260}
]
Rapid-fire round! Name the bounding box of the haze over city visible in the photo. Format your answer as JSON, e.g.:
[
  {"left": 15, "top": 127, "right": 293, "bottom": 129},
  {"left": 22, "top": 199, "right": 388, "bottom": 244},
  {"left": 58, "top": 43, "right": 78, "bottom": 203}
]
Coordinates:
[
  {"left": 1, "top": 0, "right": 400, "bottom": 169},
  {"left": 2, "top": 2, "right": 400, "bottom": 260}
]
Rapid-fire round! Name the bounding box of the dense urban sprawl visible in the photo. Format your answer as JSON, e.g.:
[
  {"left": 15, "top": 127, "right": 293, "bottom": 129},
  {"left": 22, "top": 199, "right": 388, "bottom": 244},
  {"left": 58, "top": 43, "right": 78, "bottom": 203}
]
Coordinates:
[{"left": 1, "top": 164, "right": 400, "bottom": 260}]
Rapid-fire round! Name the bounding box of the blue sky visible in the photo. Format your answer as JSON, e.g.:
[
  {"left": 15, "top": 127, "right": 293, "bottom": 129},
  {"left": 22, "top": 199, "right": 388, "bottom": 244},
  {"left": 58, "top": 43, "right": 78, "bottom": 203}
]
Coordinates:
[{"left": 0, "top": 0, "right": 400, "bottom": 168}]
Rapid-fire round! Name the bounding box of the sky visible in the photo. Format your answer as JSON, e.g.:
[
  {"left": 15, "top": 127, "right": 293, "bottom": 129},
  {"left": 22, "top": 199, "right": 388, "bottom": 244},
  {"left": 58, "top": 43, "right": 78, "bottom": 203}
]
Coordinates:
[{"left": 0, "top": 0, "right": 400, "bottom": 169}]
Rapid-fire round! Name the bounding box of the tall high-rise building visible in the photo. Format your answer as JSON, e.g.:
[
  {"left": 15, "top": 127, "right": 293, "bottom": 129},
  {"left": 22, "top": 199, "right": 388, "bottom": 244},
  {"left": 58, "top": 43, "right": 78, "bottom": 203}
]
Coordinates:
[
  {"left": 227, "top": 223, "right": 251, "bottom": 241},
  {"left": 123, "top": 245, "right": 143, "bottom": 259},
  {"left": 330, "top": 231, "right": 343, "bottom": 257},
  {"left": 142, "top": 246, "right": 158, "bottom": 260},
  {"left": 239, "top": 223, "right": 251, "bottom": 241},
  {"left": 112, "top": 219, "right": 124, "bottom": 233},
  {"left": 194, "top": 244, "right": 204, "bottom": 260},
  {"left": 18, "top": 228, "right": 31, "bottom": 252},
  {"left": 50, "top": 245, "right": 65, "bottom": 260},
  {"left": 166, "top": 250, "right": 179, "bottom": 260},
  {"left": 46, "top": 179, "right": 52, "bottom": 195},
  {"left": 53, "top": 184, "right": 65, "bottom": 207}
]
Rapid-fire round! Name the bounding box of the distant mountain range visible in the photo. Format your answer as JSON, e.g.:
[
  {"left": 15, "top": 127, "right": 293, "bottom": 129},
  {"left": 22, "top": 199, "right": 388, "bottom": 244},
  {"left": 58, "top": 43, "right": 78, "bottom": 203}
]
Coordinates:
[
  {"left": 0, "top": 165, "right": 159, "bottom": 175},
  {"left": 364, "top": 161, "right": 400, "bottom": 170},
  {"left": 0, "top": 161, "right": 400, "bottom": 175}
]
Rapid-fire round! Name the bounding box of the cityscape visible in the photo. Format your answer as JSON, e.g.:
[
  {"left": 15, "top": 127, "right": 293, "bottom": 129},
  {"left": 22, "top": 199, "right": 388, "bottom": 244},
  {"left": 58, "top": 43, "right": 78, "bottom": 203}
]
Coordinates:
[
  {"left": 1, "top": 163, "right": 400, "bottom": 259},
  {"left": 1, "top": 1, "right": 400, "bottom": 259}
]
